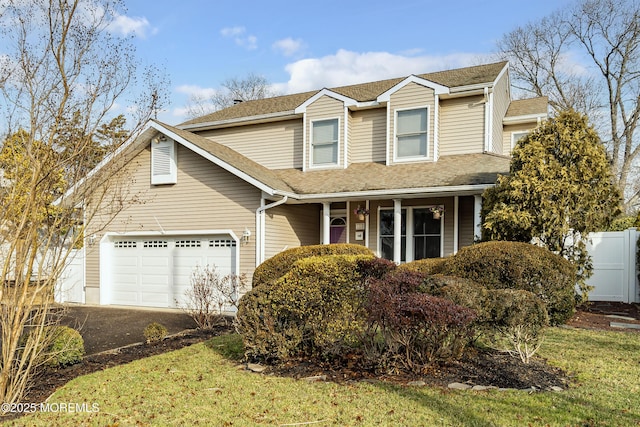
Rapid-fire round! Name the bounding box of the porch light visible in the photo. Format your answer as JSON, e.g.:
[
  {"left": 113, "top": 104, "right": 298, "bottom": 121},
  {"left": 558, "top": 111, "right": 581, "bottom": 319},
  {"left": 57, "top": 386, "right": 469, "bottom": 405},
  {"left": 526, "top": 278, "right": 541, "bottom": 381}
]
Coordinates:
[
  {"left": 430, "top": 206, "right": 445, "bottom": 220},
  {"left": 353, "top": 206, "right": 369, "bottom": 221}
]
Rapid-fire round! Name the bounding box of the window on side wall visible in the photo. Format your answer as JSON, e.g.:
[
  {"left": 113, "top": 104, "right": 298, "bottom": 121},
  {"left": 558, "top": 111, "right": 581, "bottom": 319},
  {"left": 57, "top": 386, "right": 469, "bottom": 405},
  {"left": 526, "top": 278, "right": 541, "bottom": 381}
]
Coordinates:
[
  {"left": 396, "top": 108, "right": 428, "bottom": 160},
  {"left": 511, "top": 131, "right": 529, "bottom": 149},
  {"left": 311, "top": 118, "right": 339, "bottom": 167}
]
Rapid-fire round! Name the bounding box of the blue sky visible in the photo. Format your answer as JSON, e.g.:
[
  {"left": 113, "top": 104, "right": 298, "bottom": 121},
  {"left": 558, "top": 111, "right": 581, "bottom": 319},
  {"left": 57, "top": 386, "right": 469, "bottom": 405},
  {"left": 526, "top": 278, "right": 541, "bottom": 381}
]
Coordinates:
[{"left": 120, "top": 0, "right": 573, "bottom": 123}]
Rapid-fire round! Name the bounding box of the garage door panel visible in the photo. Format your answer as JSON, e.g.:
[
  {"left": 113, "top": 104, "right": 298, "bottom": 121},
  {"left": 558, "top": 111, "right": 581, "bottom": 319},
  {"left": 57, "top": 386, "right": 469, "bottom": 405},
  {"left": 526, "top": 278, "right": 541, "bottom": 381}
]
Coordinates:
[{"left": 109, "top": 235, "right": 235, "bottom": 308}]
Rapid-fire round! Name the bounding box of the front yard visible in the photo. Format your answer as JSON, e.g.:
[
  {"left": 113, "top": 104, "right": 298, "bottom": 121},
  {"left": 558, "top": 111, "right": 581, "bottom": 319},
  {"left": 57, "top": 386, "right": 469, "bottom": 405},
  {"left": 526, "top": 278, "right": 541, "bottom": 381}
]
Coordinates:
[{"left": 8, "top": 327, "right": 640, "bottom": 426}]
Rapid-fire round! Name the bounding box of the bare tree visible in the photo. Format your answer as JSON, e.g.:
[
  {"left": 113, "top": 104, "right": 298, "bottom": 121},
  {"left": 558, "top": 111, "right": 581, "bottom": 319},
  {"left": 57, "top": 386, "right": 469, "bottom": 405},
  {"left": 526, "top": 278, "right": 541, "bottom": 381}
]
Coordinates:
[
  {"left": 185, "top": 72, "right": 278, "bottom": 118},
  {"left": 497, "top": 0, "right": 640, "bottom": 209},
  {"left": 0, "top": 0, "right": 166, "bottom": 406}
]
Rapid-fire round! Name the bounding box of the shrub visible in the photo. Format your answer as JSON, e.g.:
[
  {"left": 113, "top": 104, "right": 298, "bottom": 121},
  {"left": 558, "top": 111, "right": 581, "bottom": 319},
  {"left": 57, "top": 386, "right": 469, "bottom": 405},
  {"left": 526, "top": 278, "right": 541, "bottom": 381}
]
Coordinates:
[
  {"left": 44, "top": 326, "right": 85, "bottom": 368},
  {"left": 366, "top": 276, "right": 477, "bottom": 373},
  {"left": 144, "top": 322, "right": 168, "bottom": 344},
  {"left": 252, "top": 243, "right": 374, "bottom": 287},
  {"left": 397, "top": 257, "right": 447, "bottom": 275},
  {"left": 486, "top": 289, "right": 549, "bottom": 363},
  {"left": 237, "top": 253, "right": 374, "bottom": 362},
  {"left": 440, "top": 241, "right": 576, "bottom": 324},
  {"left": 434, "top": 276, "right": 492, "bottom": 327},
  {"left": 181, "top": 265, "right": 248, "bottom": 329}
]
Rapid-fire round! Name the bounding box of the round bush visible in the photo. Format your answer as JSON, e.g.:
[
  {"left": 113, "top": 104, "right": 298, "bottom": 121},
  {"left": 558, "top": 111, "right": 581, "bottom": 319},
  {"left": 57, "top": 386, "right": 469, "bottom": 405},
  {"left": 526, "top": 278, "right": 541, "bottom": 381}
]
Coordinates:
[
  {"left": 144, "top": 322, "right": 168, "bottom": 344},
  {"left": 366, "top": 275, "right": 477, "bottom": 371},
  {"left": 252, "top": 243, "right": 374, "bottom": 287},
  {"left": 238, "top": 253, "right": 374, "bottom": 362},
  {"left": 397, "top": 257, "right": 447, "bottom": 275},
  {"left": 440, "top": 241, "right": 576, "bottom": 324},
  {"left": 46, "top": 326, "right": 85, "bottom": 367}
]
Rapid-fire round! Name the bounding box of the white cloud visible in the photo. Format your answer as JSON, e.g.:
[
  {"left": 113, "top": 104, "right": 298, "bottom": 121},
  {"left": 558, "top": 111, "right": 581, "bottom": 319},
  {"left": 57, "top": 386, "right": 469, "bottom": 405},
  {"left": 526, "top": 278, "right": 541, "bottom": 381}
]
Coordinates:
[
  {"left": 220, "top": 26, "right": 245, "bottom": 37},
  {"left": 272, "top": 37, "right": 305, "bottom": 57},
  {"left": 107, "top": 13, "right": 155, "bottom": 38},
  {"left": 275, "top": 49, "right": 490, "bottom": 94},
  {"left": 220, "top": 26, "right": 257, "bottom": 50},
  {"left": 175, "top": 84, "right": 218, "bottom": 99}
]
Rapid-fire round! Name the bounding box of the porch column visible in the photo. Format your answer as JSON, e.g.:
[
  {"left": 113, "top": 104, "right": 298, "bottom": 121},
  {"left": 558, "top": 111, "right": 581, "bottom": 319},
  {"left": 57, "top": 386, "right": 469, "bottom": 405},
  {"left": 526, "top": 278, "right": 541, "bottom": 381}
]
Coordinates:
[
  {"left": 474, "top": 195, "right": 482, "bottom": 241},
  {"left": 322, "top": 202, "right": 331, "bottom": 244},
  {"left": 393, "top": 199, "right": 402, "bottom": 264},
  {"left": 453, "top": 196, "right": 459, "bottom": 254}
]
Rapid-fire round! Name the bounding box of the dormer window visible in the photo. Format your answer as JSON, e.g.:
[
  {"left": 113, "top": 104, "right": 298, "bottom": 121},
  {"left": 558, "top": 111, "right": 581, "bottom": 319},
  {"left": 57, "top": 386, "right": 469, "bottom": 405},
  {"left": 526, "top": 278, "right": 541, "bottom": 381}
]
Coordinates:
[
  {"left": 311, "top": 118, "right": 339, "bottom": 167},
  {"left": 151, "top": 137, "right": 177, "bottom": 185},
  {"left": 395, "top": 107, "right": 428, "bottom": 160}
]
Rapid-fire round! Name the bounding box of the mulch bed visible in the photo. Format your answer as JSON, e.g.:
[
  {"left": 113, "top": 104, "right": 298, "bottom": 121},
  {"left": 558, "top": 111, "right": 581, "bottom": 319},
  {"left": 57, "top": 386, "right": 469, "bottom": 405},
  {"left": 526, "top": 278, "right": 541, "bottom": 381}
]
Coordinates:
[{"left": 7, "top": 302, "right": 640, "bottom": 421}]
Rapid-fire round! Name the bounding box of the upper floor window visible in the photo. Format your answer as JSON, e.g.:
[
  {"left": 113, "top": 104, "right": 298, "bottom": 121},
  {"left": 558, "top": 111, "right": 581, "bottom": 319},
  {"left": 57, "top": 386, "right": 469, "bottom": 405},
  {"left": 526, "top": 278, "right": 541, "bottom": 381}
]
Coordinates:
[
  {"left": 396, "top": 108, "right": 428, "bottom": 159},
  {"left": 511, "top": 131, "right": 529, "bottom": 149},
  {"left": 311, "top": 118, "right": 339, "bottom": 166}
]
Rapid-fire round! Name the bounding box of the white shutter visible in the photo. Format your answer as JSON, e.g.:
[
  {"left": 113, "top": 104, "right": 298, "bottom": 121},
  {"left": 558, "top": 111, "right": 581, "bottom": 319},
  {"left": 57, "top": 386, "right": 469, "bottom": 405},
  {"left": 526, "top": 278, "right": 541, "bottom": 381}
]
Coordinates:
[{"left": 151, "top": 139, "right": 177, "bottom": 185}]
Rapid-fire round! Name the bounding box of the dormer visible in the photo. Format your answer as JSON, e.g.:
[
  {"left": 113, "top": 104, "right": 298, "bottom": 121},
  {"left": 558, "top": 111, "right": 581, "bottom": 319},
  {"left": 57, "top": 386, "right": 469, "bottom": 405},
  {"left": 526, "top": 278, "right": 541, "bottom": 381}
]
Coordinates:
[
  {"left": 296, "top": 89, "right": 356, "bottom": 171},
  {"left": 377, "top": 76, "right": 449, "bottom": 165}
]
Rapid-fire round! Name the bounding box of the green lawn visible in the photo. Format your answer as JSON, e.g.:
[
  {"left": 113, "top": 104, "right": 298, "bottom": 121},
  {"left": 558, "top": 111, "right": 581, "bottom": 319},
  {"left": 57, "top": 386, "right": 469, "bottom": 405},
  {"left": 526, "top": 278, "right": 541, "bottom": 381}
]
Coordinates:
[{"left": 7, "top": 328, "right": 640, "bottom": 426}]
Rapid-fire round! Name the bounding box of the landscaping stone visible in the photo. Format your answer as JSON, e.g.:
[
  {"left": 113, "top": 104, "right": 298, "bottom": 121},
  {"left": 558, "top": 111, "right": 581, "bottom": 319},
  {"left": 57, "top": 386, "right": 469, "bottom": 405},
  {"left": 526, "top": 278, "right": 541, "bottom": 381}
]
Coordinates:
[
  {"left": 247, "top": 363, "right": 267, "bottom": 373},
  {"left": 448, "top": 382, "right": 472, "bottom": 390}
]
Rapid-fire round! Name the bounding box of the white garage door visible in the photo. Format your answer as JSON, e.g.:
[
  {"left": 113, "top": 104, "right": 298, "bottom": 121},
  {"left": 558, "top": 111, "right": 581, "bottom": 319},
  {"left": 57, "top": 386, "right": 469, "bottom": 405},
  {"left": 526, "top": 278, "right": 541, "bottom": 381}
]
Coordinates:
[{"left": 110, "top": 235, "right": 236, "bottom": 308}]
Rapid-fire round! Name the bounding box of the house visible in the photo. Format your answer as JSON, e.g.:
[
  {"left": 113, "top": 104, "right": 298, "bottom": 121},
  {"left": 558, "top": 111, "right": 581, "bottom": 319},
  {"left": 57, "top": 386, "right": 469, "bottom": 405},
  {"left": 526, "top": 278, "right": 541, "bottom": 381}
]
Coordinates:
[{"left": 57, "top": 61, "right": 548, "bottom": 308}]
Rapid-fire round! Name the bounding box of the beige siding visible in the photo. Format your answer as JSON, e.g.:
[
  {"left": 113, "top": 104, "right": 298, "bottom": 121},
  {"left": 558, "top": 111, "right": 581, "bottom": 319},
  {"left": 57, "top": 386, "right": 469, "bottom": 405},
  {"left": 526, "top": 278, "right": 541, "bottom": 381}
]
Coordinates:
[
  {"left": 388, "top": 83, "right": 435, "bottom": 164},
  {"left": 502, "top": 123, "right": 537, "bottom": 157},
  {"left": 264, "top": 204, "right": 320, "bottom": 259},
  {"left": 350, "top": 108, "right": 387, "bottom": 163},
  {"left": 85, "top": 143, "right": 261, "bottom": 303},
  {"left": 199, "top": 119, "right": 303, "bottom": 169},
  {"left": 492, "top": 73, "right": 510, "bottom": 155},
  {"left": 439, "top": 95, "right": 485, "bottom": 155},
  {"left": 457, "top": 196, "right": 476, "bottom": 249},
  {"left": 306, "top": 95, "right": 345, "bottom": 169}
]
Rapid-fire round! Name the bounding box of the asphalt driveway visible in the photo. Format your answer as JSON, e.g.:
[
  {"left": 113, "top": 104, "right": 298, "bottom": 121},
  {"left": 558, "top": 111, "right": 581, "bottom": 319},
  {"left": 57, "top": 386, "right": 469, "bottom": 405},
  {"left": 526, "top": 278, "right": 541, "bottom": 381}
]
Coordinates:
[{"left": 59, "top": 304, "right": 198, "bottom": 355}]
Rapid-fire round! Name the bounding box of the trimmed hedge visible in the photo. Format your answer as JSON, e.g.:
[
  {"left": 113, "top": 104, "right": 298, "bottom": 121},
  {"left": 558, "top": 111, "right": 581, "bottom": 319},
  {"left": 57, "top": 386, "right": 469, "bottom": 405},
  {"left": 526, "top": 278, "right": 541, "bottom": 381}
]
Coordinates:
[
  {"left": 439, "top": 241, "right": 576, "bottom": 324},
  {"left": 252, "top": 243, "right": 374, "bottom": 287},
  {"left": 237, "top": 253, "right": 374, "bottom": 362},
  {"left": 144, "top": 322, "right": 167, "bottom": 344},
  {"left": 366, "top": 271, "right": 477, "bottom": 372},
  {"left": 45, "top": 326, "right": 85, "bottom": 367},
  {"left": 397, "top": 257, "right": 447, "bottom": 275}
]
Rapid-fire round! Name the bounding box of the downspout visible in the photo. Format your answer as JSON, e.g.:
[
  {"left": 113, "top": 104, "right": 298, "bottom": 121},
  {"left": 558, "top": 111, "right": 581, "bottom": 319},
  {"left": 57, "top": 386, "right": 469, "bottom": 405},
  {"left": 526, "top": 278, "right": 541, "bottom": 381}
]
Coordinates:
[{"left": 255, "top": 195, "right": 288, "bottom": 266}]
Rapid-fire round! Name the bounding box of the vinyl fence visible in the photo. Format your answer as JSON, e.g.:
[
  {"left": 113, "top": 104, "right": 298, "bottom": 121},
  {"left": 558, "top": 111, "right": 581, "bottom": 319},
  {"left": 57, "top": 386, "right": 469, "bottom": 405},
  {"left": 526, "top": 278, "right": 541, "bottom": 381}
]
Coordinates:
[{"left": 585, "top": 228, "right": 639, "bottom": 303}]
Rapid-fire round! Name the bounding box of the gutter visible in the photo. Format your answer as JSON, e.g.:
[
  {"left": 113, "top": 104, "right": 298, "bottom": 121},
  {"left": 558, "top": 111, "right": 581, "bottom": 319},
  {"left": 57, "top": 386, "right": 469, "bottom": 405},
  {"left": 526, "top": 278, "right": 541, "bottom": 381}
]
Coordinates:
[{"left": 255, "top": 195, "right": 288, "bottom": 266}]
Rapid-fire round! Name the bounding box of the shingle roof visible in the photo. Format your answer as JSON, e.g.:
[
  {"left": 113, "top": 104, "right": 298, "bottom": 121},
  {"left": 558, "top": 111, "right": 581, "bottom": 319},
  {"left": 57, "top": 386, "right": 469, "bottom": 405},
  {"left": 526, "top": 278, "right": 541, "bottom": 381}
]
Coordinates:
[
  {"left": 157, "top": 120, "right": 508, "bottom": 197},
  {"left": 154, "top": 121, "right": 294, "bottom": 193},
  {"left": 275, "top": 154, "right": 510, "bottom": 196},
  {"left": 180, "top": 61, "right": 508, "bottom": 127},
  {"left": 506, "top": 96, "right": 548, "bottom": 117}
]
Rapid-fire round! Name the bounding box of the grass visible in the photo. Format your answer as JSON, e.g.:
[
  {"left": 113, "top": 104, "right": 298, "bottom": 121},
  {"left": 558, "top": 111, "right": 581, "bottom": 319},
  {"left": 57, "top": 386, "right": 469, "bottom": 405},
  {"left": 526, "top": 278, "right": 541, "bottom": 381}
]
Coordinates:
[{"left": 7, "top": 328, "right": 640, "bottom": 426}]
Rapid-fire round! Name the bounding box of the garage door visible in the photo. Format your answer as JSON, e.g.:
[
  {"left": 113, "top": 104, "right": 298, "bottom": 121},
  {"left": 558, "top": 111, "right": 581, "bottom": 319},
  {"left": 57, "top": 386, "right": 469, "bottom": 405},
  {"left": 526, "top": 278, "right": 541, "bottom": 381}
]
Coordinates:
[{"left": 110, "top": 235, "right": 236, "bottom": 308}]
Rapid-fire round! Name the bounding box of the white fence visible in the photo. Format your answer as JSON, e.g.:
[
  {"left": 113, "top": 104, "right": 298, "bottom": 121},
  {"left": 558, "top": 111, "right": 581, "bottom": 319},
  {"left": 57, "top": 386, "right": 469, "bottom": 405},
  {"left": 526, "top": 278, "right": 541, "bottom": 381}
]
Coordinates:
[
  {"left": 585, "top": 228, "right": 639, "bottom": 303},
  {"left": 55, "top": 248, "right": 85, "bottom": 304}
]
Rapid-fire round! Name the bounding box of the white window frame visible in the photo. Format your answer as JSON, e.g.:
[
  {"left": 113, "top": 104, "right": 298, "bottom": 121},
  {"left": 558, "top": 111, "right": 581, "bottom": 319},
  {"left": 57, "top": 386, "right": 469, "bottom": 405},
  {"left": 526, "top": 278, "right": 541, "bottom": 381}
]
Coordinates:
[
  {"left": 378, "top": 205, "right": 444, "bottom": 262},
  {"left": 310, "top": 117, "right": 340, "bottom": 168},
  {"left": 511, "top": 131, "right": 529, "bottom": 149},
  {"left": 151, "top": 138, "right": 177, "bottom": 185},
  {"left": 393, "top": 106, "right": 430, "bottom": 162}
]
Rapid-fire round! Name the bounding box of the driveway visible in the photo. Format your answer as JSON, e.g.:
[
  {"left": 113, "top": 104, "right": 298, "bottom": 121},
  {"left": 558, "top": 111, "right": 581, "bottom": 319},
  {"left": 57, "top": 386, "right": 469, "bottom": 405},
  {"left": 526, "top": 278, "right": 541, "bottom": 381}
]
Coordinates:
[{"left": 59, "top": 304, "right": 198, "bottom": 355}]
